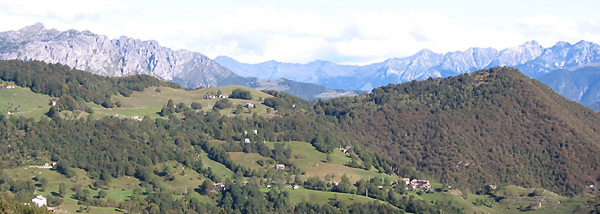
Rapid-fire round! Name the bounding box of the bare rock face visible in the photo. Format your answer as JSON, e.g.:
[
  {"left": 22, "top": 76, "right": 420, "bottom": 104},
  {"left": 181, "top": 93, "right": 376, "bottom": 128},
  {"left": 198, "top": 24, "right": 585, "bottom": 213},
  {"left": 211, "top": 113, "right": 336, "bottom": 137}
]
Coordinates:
[{"left": 0, "top": 23, "right": 247, "bottom": 88}]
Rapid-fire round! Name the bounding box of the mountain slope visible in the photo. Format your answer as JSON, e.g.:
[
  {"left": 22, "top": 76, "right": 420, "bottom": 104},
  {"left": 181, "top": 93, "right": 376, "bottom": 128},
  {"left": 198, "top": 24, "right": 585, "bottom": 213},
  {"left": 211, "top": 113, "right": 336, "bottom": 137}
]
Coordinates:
[
  {"left": 538, "top": 66, "right": 600, "bottom": 110},
  {"left": 247, "top": 78, "right": 360, "bottom": 100},
  {"left": 0, "top": 23, "right": 248, "bottom": 88},
  {"left": 217, "top": 40, "right": 600, "bottom": 92},
  {"left": 316, "top": 67, "right": 600, "bottom": 195}
]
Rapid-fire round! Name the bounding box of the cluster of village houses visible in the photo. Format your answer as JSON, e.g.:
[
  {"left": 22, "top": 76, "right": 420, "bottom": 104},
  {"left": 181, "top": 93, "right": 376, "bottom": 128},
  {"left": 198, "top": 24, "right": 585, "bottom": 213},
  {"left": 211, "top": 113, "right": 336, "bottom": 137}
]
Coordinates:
[{"left": 395, "top": 178, "right": 432, "bottom": 191}]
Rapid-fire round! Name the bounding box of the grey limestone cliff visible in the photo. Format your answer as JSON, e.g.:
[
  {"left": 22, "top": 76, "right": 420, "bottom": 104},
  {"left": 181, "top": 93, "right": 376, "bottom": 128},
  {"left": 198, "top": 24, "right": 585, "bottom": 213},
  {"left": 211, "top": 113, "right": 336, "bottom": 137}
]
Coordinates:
[{"left": 0, "top": 23, "right": 247, "bottom": 88}]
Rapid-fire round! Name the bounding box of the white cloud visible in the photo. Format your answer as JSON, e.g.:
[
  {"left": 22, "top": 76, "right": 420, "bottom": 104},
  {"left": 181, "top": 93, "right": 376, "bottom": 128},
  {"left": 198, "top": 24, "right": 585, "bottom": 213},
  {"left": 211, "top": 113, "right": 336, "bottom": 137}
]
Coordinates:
[
  {"left": 516, "top": 12, "right": 580, "bottom": 46},
  {"left": 0, "top": 0, "right": 127, "bottom": 24},
  {"left": 0, "top": 1, "right": 599, "bottom": 65}
]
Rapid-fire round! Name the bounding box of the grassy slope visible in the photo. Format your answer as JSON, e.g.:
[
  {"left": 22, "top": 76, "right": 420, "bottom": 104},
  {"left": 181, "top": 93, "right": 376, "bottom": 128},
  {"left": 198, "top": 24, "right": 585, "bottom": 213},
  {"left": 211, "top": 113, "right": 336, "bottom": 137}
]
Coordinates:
[
  {"left": 3, "top": 161, "right": 216, "bottom": 213},
  {"left": 0, "top": 84, "right": 276, "bottom": 121},
  {"left": 264, "top": 141, "right": 399, "bottom": 183},
  {"left": 0, "top": 85, "right": 53, "bottom": 119},
  {"left": 228, "top": 152, "right": 274, "bottom": 171},
  {"left": 286, "top": 188, "right": 380, "bottom": 205},
  {"left": 200, "top": 150, "right": 234, "bottom": 179},
  {"left": 93, "top": 86, "right": 275, "bottom": 119}
]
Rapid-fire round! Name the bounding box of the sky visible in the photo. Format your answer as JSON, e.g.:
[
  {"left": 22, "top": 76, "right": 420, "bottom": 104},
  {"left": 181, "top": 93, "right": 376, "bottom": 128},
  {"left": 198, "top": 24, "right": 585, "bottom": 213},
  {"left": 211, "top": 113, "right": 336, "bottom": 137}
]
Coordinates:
[{"left": 0, "top": 0, "right": 599, "bottom": 65}]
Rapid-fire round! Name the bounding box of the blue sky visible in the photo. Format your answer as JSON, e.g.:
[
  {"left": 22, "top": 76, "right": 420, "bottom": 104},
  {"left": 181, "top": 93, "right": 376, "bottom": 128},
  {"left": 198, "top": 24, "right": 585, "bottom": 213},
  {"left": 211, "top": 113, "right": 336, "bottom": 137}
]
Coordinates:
[{"left": 1, "top": 0, "right": 599, "bottom": 65}]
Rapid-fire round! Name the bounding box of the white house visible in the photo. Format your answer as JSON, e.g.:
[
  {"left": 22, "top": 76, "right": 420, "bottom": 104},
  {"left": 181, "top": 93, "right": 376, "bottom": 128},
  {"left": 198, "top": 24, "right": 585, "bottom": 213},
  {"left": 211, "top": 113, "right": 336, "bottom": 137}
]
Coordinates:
[
  {"left": 32, "top": 195, "right": 47, "bottom": 207},
  {"left": 244, "top": 138, "right": 251, "bottom": 143},
  {"left": 245, "top": 103, "right": 255, "bottom": 108},
  {"left": 274, "top": 164, "right": 285, "bottom": 170},
  {"left": 402, "top": 178, "right": 410, "bottom": 185}
]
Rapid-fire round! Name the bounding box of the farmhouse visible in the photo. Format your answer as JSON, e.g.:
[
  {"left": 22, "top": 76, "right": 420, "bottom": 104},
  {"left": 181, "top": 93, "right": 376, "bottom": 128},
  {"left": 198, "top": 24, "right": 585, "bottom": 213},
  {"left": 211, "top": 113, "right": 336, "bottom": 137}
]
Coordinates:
[
  {"left": 410, "top": 179, "right": 431, "bottom": 191},
  {"left": 204, "top": 94, "right": 216, "bottom": 99},
  {"left": 32, "top": 195, "right": 47, "bottom": 207},
  {"left": 213, "top": 182, "right": 226, "bottom": 190},
  {"left": 340, "top": 146, "right": 352, "bottom": 154},
  {"left": 244, "top": 138, "right": 251, "bottom": 144},
  {"left": 219, "top": 94, "right": 229, "bottom": 98},
  {"left": 274, "top": 164, "right": 285, "bottom": 170},
  {"left": 245, "top": 103, "right": 255, "bottom": 108}
]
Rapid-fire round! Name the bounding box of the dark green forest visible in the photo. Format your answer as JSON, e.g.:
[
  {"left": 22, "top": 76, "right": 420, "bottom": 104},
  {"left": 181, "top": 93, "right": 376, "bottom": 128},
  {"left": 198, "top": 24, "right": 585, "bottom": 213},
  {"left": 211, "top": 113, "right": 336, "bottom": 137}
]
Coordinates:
[{"left": 315, "top": 67, "right": 600, "bottom": 196}]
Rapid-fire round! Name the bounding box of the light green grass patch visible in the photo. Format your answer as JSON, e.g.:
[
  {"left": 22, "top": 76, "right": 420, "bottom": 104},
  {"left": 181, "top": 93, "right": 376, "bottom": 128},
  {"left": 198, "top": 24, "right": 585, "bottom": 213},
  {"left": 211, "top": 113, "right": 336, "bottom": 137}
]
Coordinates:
[
  {"left": 153, "top": 161, "right": 207, "bottom": 195},
  {"left": 418, "top": 191, "right": 494, "bottom": 214},
  {"left": 287, "top": 188, "right": 386, "bottom": 206},
  {"left": 228, "top": 152, "right": 274, "bottom": 171},
  {"left": 265, "top": 141, "right": 399, "bottom": 183},
  {"left": 200, "top": 151, "right": 234, "bottom": 180},
  {"left": 94, "top": 86, "right": 275, "bottom": 119},
  {"left": 0, "top": 85, "right": 53, "bottom": 120}
]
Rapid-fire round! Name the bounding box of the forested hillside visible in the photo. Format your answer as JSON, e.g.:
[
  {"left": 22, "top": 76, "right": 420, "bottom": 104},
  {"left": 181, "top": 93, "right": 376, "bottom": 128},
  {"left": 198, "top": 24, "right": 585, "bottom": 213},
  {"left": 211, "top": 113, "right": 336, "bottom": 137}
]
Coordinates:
[
  {"left": 316, "top": 67, "right": 600, "bottom": 196},
  {"left": 2, "top": 62, "right": 600, "bottom": 213}
]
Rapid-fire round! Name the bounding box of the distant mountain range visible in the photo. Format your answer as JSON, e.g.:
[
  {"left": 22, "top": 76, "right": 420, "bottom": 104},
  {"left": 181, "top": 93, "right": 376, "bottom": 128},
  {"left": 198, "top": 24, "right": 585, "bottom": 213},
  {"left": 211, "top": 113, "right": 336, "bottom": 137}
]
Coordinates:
[
  {"left": 538, "top": 66, "right": 600, "bottom": 110},
  {"left": 216, "top": 40, "right": 600, "bottom": 91},
  {"left": 0, "top": 23, "right": 355, "bottom": 100},
  {"left": 3, "top": 23, "right": 600, "bottom": 106},
  {"left": 216, "top": 40, "right": 600, "bottom": 108}
]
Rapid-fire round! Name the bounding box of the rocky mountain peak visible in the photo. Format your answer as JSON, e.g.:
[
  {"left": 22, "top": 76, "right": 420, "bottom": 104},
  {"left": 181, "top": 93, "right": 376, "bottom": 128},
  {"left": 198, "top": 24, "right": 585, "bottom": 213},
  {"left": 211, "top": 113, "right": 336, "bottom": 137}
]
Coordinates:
[
  {"left": 0, "top": 23, "right": 247, "bottom": 88},
  {"left": 20, "top": 22, "right": 46, "bottom": 32},
  {"left": 520, "top": 40, "right": 541, "bottom": 47},
  {"left": 553, "top": 41, "right": 572, "bottom": 48}
]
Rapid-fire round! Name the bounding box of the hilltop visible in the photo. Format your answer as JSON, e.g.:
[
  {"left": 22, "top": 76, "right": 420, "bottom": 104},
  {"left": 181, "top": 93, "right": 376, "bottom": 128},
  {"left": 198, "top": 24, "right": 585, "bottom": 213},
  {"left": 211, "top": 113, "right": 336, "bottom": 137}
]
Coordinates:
[{"left": 316, "top": 67, "right": 600, "bottom": 196}]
